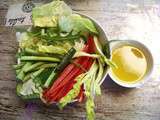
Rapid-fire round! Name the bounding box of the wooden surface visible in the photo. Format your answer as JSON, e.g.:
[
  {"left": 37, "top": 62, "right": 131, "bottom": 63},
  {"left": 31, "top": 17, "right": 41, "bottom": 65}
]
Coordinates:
[{"left": 1, "top": 0, "right": 160, "bottom": 120}]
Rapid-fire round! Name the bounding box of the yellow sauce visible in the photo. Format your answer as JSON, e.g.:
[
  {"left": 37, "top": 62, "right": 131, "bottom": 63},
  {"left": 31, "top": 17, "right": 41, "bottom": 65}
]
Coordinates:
[{"left": 111, "top": 45, "right": 147, "bottom": 83}]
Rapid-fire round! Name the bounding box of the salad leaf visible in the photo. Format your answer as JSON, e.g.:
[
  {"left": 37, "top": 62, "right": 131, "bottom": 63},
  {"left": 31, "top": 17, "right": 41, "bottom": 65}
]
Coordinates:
[
  {"left": 82, "top": 17, "right": 98, "bottom": 34},
  {"left": 32, "top": 1, "right": 72, "bottom": 27},
  {"left": 16, "top": 79, "right": 41, "bottom": 99},
  {"left": 59, "top": 16, "right": 73, "bottom": 33},
  {"left": 59, "top": 14, "right": 98, "bottom": 35},
  {"left": 19, "top": 32, "right": 45, "bottom": 49}
]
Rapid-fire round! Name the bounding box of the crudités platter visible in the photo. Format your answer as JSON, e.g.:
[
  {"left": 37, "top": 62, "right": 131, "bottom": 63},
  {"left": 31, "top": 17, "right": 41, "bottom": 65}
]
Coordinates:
[
  {"left": 13, "top": 1, "right": 114, "bottom": 120},
  {"left": 13, "top": 1, "right": 153, "bottom": 120}
]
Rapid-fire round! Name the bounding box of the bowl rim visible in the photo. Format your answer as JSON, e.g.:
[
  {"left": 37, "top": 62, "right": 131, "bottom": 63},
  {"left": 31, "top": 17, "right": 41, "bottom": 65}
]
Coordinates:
[{"left": 108, "top": 40, "right": 154, "bottom": 88}]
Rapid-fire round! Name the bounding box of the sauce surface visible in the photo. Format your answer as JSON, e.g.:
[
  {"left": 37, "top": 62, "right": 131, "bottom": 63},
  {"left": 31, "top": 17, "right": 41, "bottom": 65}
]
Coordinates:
[{"left": 111, "top": 45, "right": 147, "bottom": 83}]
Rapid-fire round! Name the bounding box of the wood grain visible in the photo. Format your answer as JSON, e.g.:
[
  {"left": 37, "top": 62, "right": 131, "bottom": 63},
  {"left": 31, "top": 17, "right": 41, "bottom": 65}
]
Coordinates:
[{"left": 0, "top": 0, "right": 160, "bottom": 120}]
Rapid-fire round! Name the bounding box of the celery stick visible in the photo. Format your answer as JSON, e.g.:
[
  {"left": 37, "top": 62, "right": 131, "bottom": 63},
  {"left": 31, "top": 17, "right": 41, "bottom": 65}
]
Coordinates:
[
  {"left": 24, "top": 62, "right": 44, "bottom": 73},
  {"left": 13, "top": 62, "right": 25, "bottom": 69},
  {"left": 31, "top": 68, "right": 45, "bottom": 80},
  {"left": 20, "top": 56, "right": 60, "bottom": 62},
  {"left": 43, "top": 68, "right": 56, "bottom": 88},
  {"left": 37, "top": 63, "right": 57, "bottom": 69},
  {"left": 17, "top": 62, "right": 32, "bottom": 81}
]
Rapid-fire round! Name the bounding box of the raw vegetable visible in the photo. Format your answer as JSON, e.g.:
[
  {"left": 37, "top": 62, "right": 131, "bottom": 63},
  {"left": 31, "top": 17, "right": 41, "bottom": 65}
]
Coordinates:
[
  {"left": 20, "top": 56, "right": 60, "bottom": 62},
  {"left": 32, "top": 1, "right": 72, "bottom": 27},
  {"left": 17, "top": 62, "right": 32, "bottom": 81},
  {"left": 93, "top": 36, "right": 117, "bottom": 68},
  {"left": 24, "top": 62, "right": 44, "bottom": 73},
  {"left": 38, "top": 45, "right": 67, "bottom": 54},
  {"left": 13, "top": 1, "right": 114, "bottom": 120},
  {"left": 58, "top": 74, "right": 86, "bottom": 109},
  {"left": 44, "top": 47, "right": 76, "bottom": 88},
  {"left": 16, "top": 79, "right": 41, "bottom": 99}
]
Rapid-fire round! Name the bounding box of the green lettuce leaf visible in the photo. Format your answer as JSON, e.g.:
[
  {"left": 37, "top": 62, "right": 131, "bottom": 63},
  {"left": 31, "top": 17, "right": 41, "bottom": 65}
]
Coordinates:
[
  {"left": 59, "top": 16, "right": 73, "bottom": 33},
  {"left": 32, "top": 1, "right": 72, "bottom": 27},
  {"left": 16, "top": 79, "right": 42, "bottom": 99},
  {"left": 58, "top": 14, "right": 98, "bottom": 34}
]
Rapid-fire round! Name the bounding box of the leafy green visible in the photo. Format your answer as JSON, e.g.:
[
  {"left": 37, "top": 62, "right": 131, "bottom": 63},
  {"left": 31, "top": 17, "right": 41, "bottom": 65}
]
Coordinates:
[
  {"left": 16, "top": 79, "right": 41, "bottom": 99},
  {"left": 59, "top": 14, "right": 98, "bottom": 35},
  {"left": 59, "top": 16, "right": 73, "bottom": 33},
  {"left": 82, "top": 17, "right": 98, "bottom": 34},
  {"left": 19, "top": 32, "right": 45, "bottom": 49},
  {"left": 32, "top": 1, "right": 72, "bottom": 27}
]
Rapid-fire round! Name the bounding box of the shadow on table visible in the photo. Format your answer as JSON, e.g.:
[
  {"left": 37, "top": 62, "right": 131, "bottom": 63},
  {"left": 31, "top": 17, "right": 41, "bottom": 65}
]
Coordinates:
[{"left": 101, "top": 75, "right": 134, "bottom": 93}]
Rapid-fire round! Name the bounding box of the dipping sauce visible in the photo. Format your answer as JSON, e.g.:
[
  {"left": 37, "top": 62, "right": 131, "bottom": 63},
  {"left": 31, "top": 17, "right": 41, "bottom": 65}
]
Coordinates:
[{"left": 111, "top": 45, "right": 147, "bottom": 83}]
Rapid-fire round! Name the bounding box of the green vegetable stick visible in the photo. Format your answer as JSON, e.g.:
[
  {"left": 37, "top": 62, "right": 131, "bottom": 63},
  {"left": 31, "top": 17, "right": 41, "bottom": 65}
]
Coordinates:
[
  {"left": 23, "top": 72, "right": 34, "bottom": 82},
  {"left": 24, "top": 62, "right": 44, "bottom": 73},
  {"left": 13, "top": 62, "right": 25, "bottom": 69},
  {"left": 43, "top": 68, "right": 57, "bottom": 88},
  {"left": 21, "top": 93, "right": 40, "bottom": 100},
  {"left": 58, "top": 74, "right": 85, "bottom": 109},
  {"left": 31, "top": 68, "right": 45, "bottom": 80},
  {"left": 16, "top": 69, "right": 21, "bottom": 75},
  {"left": 44, "top": 47, "right": 76, "bottom": 88},
  {"left": 24, "top": 48, "right": 44, "bottom": 56},
  {"left": 37, "top": 63, "right": 57, "bottom": 69},
  {"left": 20, "top": 56, "right": 60, "bottom": 62},
  {"left": 17, "top": 62, "right": 32, "bottom": 81}
]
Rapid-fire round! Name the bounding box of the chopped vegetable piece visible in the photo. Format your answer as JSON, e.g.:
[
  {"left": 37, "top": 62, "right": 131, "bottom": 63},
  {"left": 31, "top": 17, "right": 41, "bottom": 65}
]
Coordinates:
[
  {"left": 37, "top": 63, "right": 57, "bottom": 69},
  {"left": 58, "top": 74, "right": 86, "bottom": 109},
  {"left": 32, "top": 1, "right": 72, "bottom": 27},
  {"left": 24, "top": 62, "right": 44, "bottom": 73},
  {"left": 43, "top": 47, "right": 76, "bottom": 88},
  {"left": 93, "top": 36, "right": 117, "bottom": 68},
  {"left": 20, "top": 56, "right": 60, "bottom": 62},
  {"left": 103, "top": 42, "right": 111, "bottom": 59},
  {"left": 38, "top": 45, "right": 67, "bottom": 54},
  {"left": 34, "top": 68, "right": 54, "bottom": 87},
  {"left": 13, "top": 62, "right": 25, "bottom": 69},
  {"left": 16, "top": 79, "right": 41, "bottom": 100},
  {"left": 43, "top": 68, "right": 57, "bottom": 88},
  {"left": 74, "top": 51, "right": 99, "bottom": 58},
  {"left": 17, "top": 62, "right": 32, "bottom": 81},
  {"left": 31, "top": 68, "right": 45, "bottom": 80}
]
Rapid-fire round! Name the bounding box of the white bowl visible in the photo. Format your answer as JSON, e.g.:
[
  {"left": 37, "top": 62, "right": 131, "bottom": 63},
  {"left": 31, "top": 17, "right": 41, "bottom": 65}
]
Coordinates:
[{"left": 108, "top": 40, "right": 154, "bottom": 88}]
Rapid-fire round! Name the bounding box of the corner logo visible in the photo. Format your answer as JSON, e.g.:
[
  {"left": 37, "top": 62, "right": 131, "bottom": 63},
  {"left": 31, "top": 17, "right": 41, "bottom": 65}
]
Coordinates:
[{"left": 22, "top": 1, "right": 35, "bottom": 13}]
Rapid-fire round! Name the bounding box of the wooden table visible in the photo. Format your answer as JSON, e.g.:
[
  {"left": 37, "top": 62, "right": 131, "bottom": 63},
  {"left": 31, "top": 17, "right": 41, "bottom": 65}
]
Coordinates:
[{"left": 1, "top": 0, "right": 160, "bottom": 120}]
